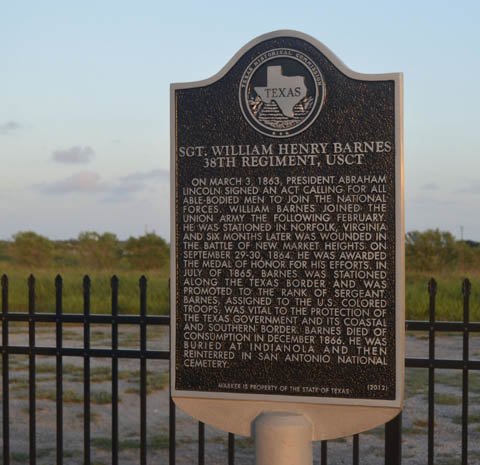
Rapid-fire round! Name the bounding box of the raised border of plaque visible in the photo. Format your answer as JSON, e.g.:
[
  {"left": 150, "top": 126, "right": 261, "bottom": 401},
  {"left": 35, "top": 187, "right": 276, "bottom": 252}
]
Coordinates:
[{"left": 170, "top": 30, "right": 404, "bottom": 437}]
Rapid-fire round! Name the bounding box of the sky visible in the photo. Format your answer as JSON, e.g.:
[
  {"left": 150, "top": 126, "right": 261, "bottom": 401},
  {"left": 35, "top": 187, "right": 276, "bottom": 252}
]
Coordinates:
[{"left": 1, "top": 0, "right": 479, "bottom": 242}]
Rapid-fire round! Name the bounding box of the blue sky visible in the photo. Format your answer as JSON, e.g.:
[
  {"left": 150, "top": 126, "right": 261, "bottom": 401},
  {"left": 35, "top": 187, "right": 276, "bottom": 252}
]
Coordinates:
[{"left": 1, "top": 0, "right": 479, "bottom": 241}]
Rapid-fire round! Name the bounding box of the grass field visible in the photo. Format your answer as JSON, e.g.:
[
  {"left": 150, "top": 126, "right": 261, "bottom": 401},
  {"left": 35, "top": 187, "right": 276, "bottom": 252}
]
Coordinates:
[
  {"left": 406, "top": 271, "right": 480, "bottom": 321},
  {"left": 1, "top": 267, "right": 169, "bottom": 315},
  {"left": 1, "top": 265, "right": 479, "bottom": 320}
]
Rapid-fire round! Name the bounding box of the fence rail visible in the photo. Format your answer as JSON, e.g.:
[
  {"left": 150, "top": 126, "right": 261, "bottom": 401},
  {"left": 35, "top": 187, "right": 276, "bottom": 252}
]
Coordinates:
[{"left": 1, "top": 274, "right": 479, "bottom": 465}]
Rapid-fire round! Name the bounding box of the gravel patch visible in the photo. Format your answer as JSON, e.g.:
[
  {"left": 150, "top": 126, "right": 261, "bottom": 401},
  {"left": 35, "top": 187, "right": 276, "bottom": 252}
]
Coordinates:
[{"left": 2, "top": 325, "right": 479, "bottom": 464}]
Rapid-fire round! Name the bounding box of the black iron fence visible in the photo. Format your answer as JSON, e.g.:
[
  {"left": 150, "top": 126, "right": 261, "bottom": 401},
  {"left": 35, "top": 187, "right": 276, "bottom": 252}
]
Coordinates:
[{"left": 0, "top": 275, "right": 479, "bottom": 465}]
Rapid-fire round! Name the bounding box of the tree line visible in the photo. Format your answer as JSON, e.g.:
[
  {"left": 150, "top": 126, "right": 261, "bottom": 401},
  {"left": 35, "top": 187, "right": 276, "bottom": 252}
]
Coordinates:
[
  {"left": 0, "top": 231, "right": 169, "bottom": 270},
  {"left": 1, "top": 228, "right": 479, "bottom": 273},
  {"left": 406, "top": 229, "right": 480, "bottom": 273}
]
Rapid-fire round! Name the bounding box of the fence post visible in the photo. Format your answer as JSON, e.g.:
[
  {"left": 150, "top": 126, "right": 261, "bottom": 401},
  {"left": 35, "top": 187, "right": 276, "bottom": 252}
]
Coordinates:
[
  {"left": 321, "top": 440, "right": 327, "bottom": 465},
  {"left": 427, "top": 278, "right": 437, "bottom": 465},
  {"left": 55, "top": 275, "right": 63, "bottom": 465},
  {"left": 254, "top": 412, "right": 312, "bottom": 465},
  {"left": 83, "top": 275, "right": 91, "bottom": 465},
  {"left": 28, "top": 274, "right": 36, "bottom": 465},
  {"left": 461, "top": 278, "right": 471, "bottom": 465},
  {"left": 168, "top": 276, "right": 176, "bottom": 465},
  {"left": 385, "top": 413, "right": 402, "bottom": 465},
  {"left": 111, "top": 275, "right": 119, "bottom": 465},
  {"left": 352, "top": 434, "right": 359, "bottom": 465},
  {"left": 2, "top": 274, "right": 10, "bottom": 465},
  {"left": 198, "top": 422, "right": 205, "bottom": 465},
  {"left": 139, "top": 276, "right": 148, "bottom": 465}
]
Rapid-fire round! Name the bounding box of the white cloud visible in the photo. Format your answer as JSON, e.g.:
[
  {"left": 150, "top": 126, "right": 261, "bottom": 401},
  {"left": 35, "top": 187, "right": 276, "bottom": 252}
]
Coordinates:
[
  {"left": 35, "top": 168, "right": 168, "bottom": 201},
  {"left": 121, "top": 169, "right": 169, "bottom": 182},
  {"left": 102, "top": 169, "right": 169, "bottom": 202},
  {"left": 52, "top": 146, "right": 95, "bottom": 164},
  {"left": 38, "top": 171, "right": 104, "bottom": 194},
  {"left": 456, "top": 180, "right": 480, "bottom": 194},
  {"left": 421, "top": 182, "right": 439, "bottom": 191},
  {"left": 0, "top": 121, "right": 22, "bottom": 135}
]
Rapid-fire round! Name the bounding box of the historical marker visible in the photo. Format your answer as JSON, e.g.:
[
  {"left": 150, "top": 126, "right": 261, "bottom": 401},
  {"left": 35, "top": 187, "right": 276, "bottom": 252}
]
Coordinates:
[{"left": 171, "top": 30, "right": 404, "bottom": 438}]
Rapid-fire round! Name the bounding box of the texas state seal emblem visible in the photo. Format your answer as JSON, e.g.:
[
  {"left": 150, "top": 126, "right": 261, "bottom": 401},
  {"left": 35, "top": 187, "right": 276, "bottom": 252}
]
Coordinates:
[{"left": 239, "top": 48, "right": 326, "bottom": 138}]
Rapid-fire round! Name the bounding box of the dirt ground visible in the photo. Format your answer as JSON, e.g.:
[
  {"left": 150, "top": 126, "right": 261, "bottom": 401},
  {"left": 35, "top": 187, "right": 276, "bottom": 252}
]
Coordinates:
[{"left": 1, "top": 325, "right": 480, "bottom": 465}]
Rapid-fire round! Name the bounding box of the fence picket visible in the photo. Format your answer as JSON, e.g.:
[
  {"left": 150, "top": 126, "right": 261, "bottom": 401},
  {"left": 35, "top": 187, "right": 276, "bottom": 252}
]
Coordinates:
[
  {"left": 462, "top": 279, "right": 471, "bottom": 465},
  {"left": 427, "top": 278, "right": 437, "bottom": 465},
  {"left": 83, "top": 275, "right": 91, "bottom": 465},
  {"left": 28, "top": 275, "right": 36, "bottom": 465},
  {"left": 55, "top": 274, "right": 63, "bottom": 465},
  {"left": 111, "top": 275, "right": 119, "bottom": 465},
  {"left": 2, "top": 274, "right": 10, "bottom": 465}
]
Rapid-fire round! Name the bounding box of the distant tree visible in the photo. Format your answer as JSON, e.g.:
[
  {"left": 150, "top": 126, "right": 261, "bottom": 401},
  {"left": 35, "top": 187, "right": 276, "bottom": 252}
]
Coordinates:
[
  {"left": 10, "top": 231, "right": 54, "bottom": 268},
  {"left": 125, "top": 233, "right": 169, "bottom": 270},
  {"left": 457, "top": 240, "right": 480, "bottom": 274},
  {"left": 77, "top": 231, "right": 121, "bottom": 269},
  {"left": 52, "top": 239, "right": 81, "bottom": 268},
  {"left": 0, "top": 240, "right": 10, "bottom": 262},
  {"left": 406, "top": 229, "right": 458, "bottom": 271},
  {"left": 464, "top": 240, "right": 480, "bottom": 248}
]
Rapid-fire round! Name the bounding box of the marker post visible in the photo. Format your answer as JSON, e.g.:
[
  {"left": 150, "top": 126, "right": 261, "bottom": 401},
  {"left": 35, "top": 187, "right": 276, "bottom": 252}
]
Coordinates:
[{"left": 254, "top": 412, "right": 313, "bottom": 465}]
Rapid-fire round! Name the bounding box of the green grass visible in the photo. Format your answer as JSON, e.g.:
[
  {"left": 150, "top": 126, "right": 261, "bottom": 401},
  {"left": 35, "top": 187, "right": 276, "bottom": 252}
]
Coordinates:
[
  {"left": 231, "top": 437, "right": 255, "bottom": 449},
  {"left": 435, "top": 393, "right": 462, "bottom": 405},
  {"left": 405, "top": 368, "right": 428, "bottom": 397},
  {"left": 406, "top": 271, "right": 480, "bottom": 320},
  {"left": 32, "top": 388, "right": 114, "bottom": 404},
  {"left": 76, "top": 411, "right": 102, "bottom": 423},
  {"left": 402, "top": 425, "right": 425, "bottom": 435},
  {"left": 90, "top": 366, "right": 113, "bottom": 382},
  {"left": 404, "top": 368, "right": 480, "bottom": 400},
  {"left": 9, "top": 377, "right": 29, "bottom": 389},
  {"left": 11, "top": 452, "right": 30, "bottom": 462},
  {"left": 434, "top": 371, "right": 480, "bottom": 394},
  {"left": 363, "top": 425, "right": 384, "bottom": 438},
  {"left": 35, "top": 389, "right": 83, "bottom": 403},
  {"left": 435, "top": 372, "right": 461, "bottom": 387},
  {"left": 148, "top": 434, "right": 170, "bottom": 449},
  {"left": 471, "top": 373, "right": 480, "bottom": 392},
  {"left": 91, "top": 390, "right": 114, "bottom": 404},
  {"left": 91, "top": 330, "right": 109, "bottom": 342},
  {"left": 51, "top": 364, "right": 113, "bottom": 383},
  {"left": 124, "top": 372, "right": 169, "bottom": 394},
  {"left": 402, "top": 418, "right": 431, "bottom": 436},
  {"left": 413, "top": 419, "right": 429, "bottom": 428},
  {"left": 12, "top": 446, "right": 54, "bottom": 460},
  {"left": 62, "top": 449, "right": 81, "bottom": 459},
  {"left": 91, "top": 437, "right": 113, "bottom": 450},
  {"left": 452, "top": 412, "right": 480, "bottom": 424},
  {"left": 437, "top": 451, "right": 480, "bottom": 465},
  {"left": 63, "top": 364, "right": 113, "bottom": 383},
  {"left": 92, "top": 433, "right": 171, "bottom": 451},
  {"left": 436, "top": 458, "right": 464, "bottom": 465},
  {"left": 36, "top": 363, "right": 56, "bottom": 374},
  {"left": 1, "top": 268, "right": 169, "bottom": 315}
]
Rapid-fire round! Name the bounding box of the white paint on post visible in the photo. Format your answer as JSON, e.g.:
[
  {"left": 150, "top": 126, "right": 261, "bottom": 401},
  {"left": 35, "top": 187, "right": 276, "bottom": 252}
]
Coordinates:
[{"left": 254, "top": 412, "right": 313, "bottom": 465}]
